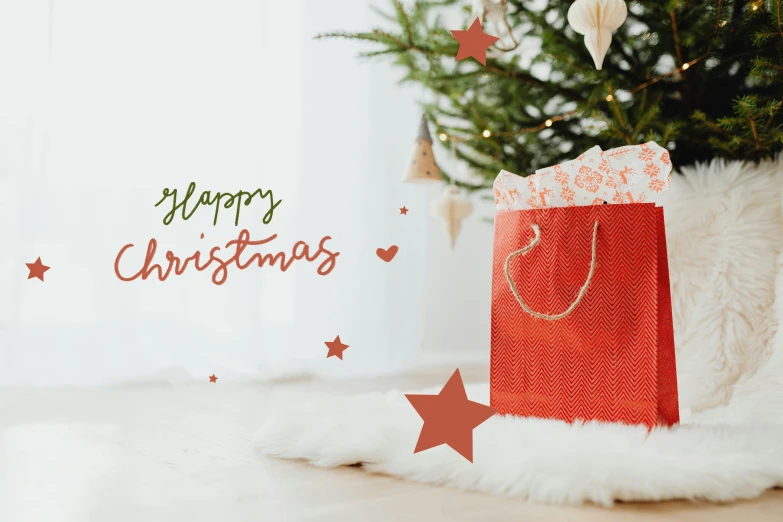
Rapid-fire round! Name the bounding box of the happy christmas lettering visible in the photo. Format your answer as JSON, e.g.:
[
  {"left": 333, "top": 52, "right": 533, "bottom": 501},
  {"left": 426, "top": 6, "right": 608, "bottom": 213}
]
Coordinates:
[{"left": 113, "top": 182, "right": 339, "bottom": 285}]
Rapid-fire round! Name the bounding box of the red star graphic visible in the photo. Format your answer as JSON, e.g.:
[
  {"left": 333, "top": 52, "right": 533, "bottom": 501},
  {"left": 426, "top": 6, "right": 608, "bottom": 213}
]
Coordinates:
[
  {"left": 405, "top": 369, "right": 496, "bottom": 463},
  {"left": 400, "top": 206, "right": 409, "bottom": 215},
  {"left": 26, "top": 257, "right": 50, "bottom": 281},
  {"left": 325, "top": 336, "right": 349, "bottom": 360},
  {"left": 450, "top": 18, "right": 500, "bottom": 66},
  {"left": 209, "top": 374, "right": 218, "bottom": 383}
]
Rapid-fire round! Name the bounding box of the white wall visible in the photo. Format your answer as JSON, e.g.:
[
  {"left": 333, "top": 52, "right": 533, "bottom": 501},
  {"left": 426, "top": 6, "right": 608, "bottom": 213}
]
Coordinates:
[{"left": 0, "top": 0, "right": 494, "bottom": 386}]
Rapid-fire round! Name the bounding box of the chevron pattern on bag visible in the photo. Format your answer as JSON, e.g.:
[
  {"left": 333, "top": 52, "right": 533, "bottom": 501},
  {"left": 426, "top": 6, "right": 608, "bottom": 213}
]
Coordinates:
[{"left": 489, "top": 203, "right": 679, "bottom": 428}]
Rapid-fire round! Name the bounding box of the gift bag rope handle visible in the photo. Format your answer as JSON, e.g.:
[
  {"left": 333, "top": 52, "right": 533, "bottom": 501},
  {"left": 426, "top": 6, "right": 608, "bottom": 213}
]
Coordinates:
[{"left": 504, "top": 221, "right": 599, "bottom": 321}]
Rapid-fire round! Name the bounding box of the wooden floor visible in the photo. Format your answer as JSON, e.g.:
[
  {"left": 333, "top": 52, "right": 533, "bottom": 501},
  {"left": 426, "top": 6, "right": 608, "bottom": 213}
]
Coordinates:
[{"left": 0, "top": 366, "right": 781, "bottom": 521}]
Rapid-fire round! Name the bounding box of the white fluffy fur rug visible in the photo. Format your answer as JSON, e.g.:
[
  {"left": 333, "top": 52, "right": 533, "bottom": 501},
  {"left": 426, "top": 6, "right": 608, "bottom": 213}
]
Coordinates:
[{"left": 256, "top": 159, "right": 783, "bottom": 506}]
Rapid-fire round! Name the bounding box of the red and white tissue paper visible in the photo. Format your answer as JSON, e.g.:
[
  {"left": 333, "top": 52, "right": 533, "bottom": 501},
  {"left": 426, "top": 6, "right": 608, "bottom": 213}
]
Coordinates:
[{"left": 493, "top": 142, "right": 672, "bottom": 211}]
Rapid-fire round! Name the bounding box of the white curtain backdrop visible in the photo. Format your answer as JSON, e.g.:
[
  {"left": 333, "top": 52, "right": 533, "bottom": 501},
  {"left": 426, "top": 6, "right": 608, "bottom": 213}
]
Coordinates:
[{"left": 0, "top": 0, "right": 494, "bottom": 387}]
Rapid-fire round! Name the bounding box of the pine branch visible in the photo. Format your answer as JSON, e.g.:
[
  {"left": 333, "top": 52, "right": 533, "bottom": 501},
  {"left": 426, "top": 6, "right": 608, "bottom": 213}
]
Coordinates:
[
  {"left": 394, "top": 1, "right": 414, "bottom": 46},
  {"left": 737, "top": 97, "right": 762, "bottom": 151},
  {"left": 669, "top": 3, "right": 685, "bottom": 66}
]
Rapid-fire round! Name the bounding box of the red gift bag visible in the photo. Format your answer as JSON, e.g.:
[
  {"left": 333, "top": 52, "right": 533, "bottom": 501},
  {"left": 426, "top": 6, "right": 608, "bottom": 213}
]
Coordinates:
[{"left": 490, "top": 203, "right": 679, "bottom": 428}]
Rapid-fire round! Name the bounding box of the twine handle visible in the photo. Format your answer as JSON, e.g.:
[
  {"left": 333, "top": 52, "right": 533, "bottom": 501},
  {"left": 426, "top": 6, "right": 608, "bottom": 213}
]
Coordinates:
[{"left": 504, "top": 221, "right": 599, "bottom": 321}]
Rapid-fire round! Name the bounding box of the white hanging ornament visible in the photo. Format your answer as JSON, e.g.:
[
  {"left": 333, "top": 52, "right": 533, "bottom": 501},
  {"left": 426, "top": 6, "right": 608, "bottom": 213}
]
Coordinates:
[
  {"left": 430, "top": 185, "right": 473, "bottom": 249},
  {"left": 472, "top": 0, "right": 520, "bottom": 55},
  {"left": 403, "top": 115, "right": 442, "bottom": 183},
  {"left": 472, "top": 0, "right": 508, "bottom": 26},
  {"left": 567, "top": 0, "right": 628, "bottom": 70}
]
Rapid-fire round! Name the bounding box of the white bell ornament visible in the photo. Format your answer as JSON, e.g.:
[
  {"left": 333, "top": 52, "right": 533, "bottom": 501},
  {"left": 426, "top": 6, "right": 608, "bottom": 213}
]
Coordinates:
[
  {"left": 567, "top": 0, "right": 628, "bottom": 70},
  {"left": 430, "top": 185, "right": 473, "bottom": 249}
]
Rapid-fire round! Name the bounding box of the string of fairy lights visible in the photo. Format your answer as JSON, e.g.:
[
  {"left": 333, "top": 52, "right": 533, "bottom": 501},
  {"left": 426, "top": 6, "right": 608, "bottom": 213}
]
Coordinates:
[
  {"left": 434, "top": 52, "right": 709, "bottom": 145},
  {"left": 433, "top": 0, "right": 771, "bottom": 146}
]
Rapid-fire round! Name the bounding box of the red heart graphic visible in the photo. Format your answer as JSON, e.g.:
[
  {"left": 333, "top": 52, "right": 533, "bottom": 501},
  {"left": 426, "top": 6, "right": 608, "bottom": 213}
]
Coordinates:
[{"left": 376, "top": 245, "right": 399, "bottom": 262}]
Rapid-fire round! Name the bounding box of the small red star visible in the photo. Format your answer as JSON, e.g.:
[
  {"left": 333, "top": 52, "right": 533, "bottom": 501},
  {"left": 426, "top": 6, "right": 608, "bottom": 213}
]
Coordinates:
[
  {"left": 209, "top": 374, "right": 218, "bottom": 383},
  {"left": 450, "top": 18, "right": 500, "bottom": 66},
  {"left": 26, "top": 257, "right": 50, "bottom": 281},
  {"left": 325, "top": 336, "right": 349, "bottom": 360},
  {"left": 400, "top": 206, "right": 409, "bottom": 215},
  {"left": 405, "top": 369, "right": 496, "bottom": 463}
]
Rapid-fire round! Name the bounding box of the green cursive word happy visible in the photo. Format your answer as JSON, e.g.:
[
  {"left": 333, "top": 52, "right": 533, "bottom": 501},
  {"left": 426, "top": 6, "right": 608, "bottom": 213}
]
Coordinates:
[{"left": 155, "top": 182, "right": 282, "bottom": 226}]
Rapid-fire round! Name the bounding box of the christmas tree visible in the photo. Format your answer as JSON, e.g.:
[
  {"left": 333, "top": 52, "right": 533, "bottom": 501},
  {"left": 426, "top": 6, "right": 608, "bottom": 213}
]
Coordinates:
[{"left": 320, "top": 0, "right": 783, "bottom": 190}]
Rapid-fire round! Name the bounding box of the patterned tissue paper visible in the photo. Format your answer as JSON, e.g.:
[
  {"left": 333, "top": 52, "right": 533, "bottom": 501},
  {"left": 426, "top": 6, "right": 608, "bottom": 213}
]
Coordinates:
[{"left": 493, "top": 142, "right": 672, "bottom": 212}]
